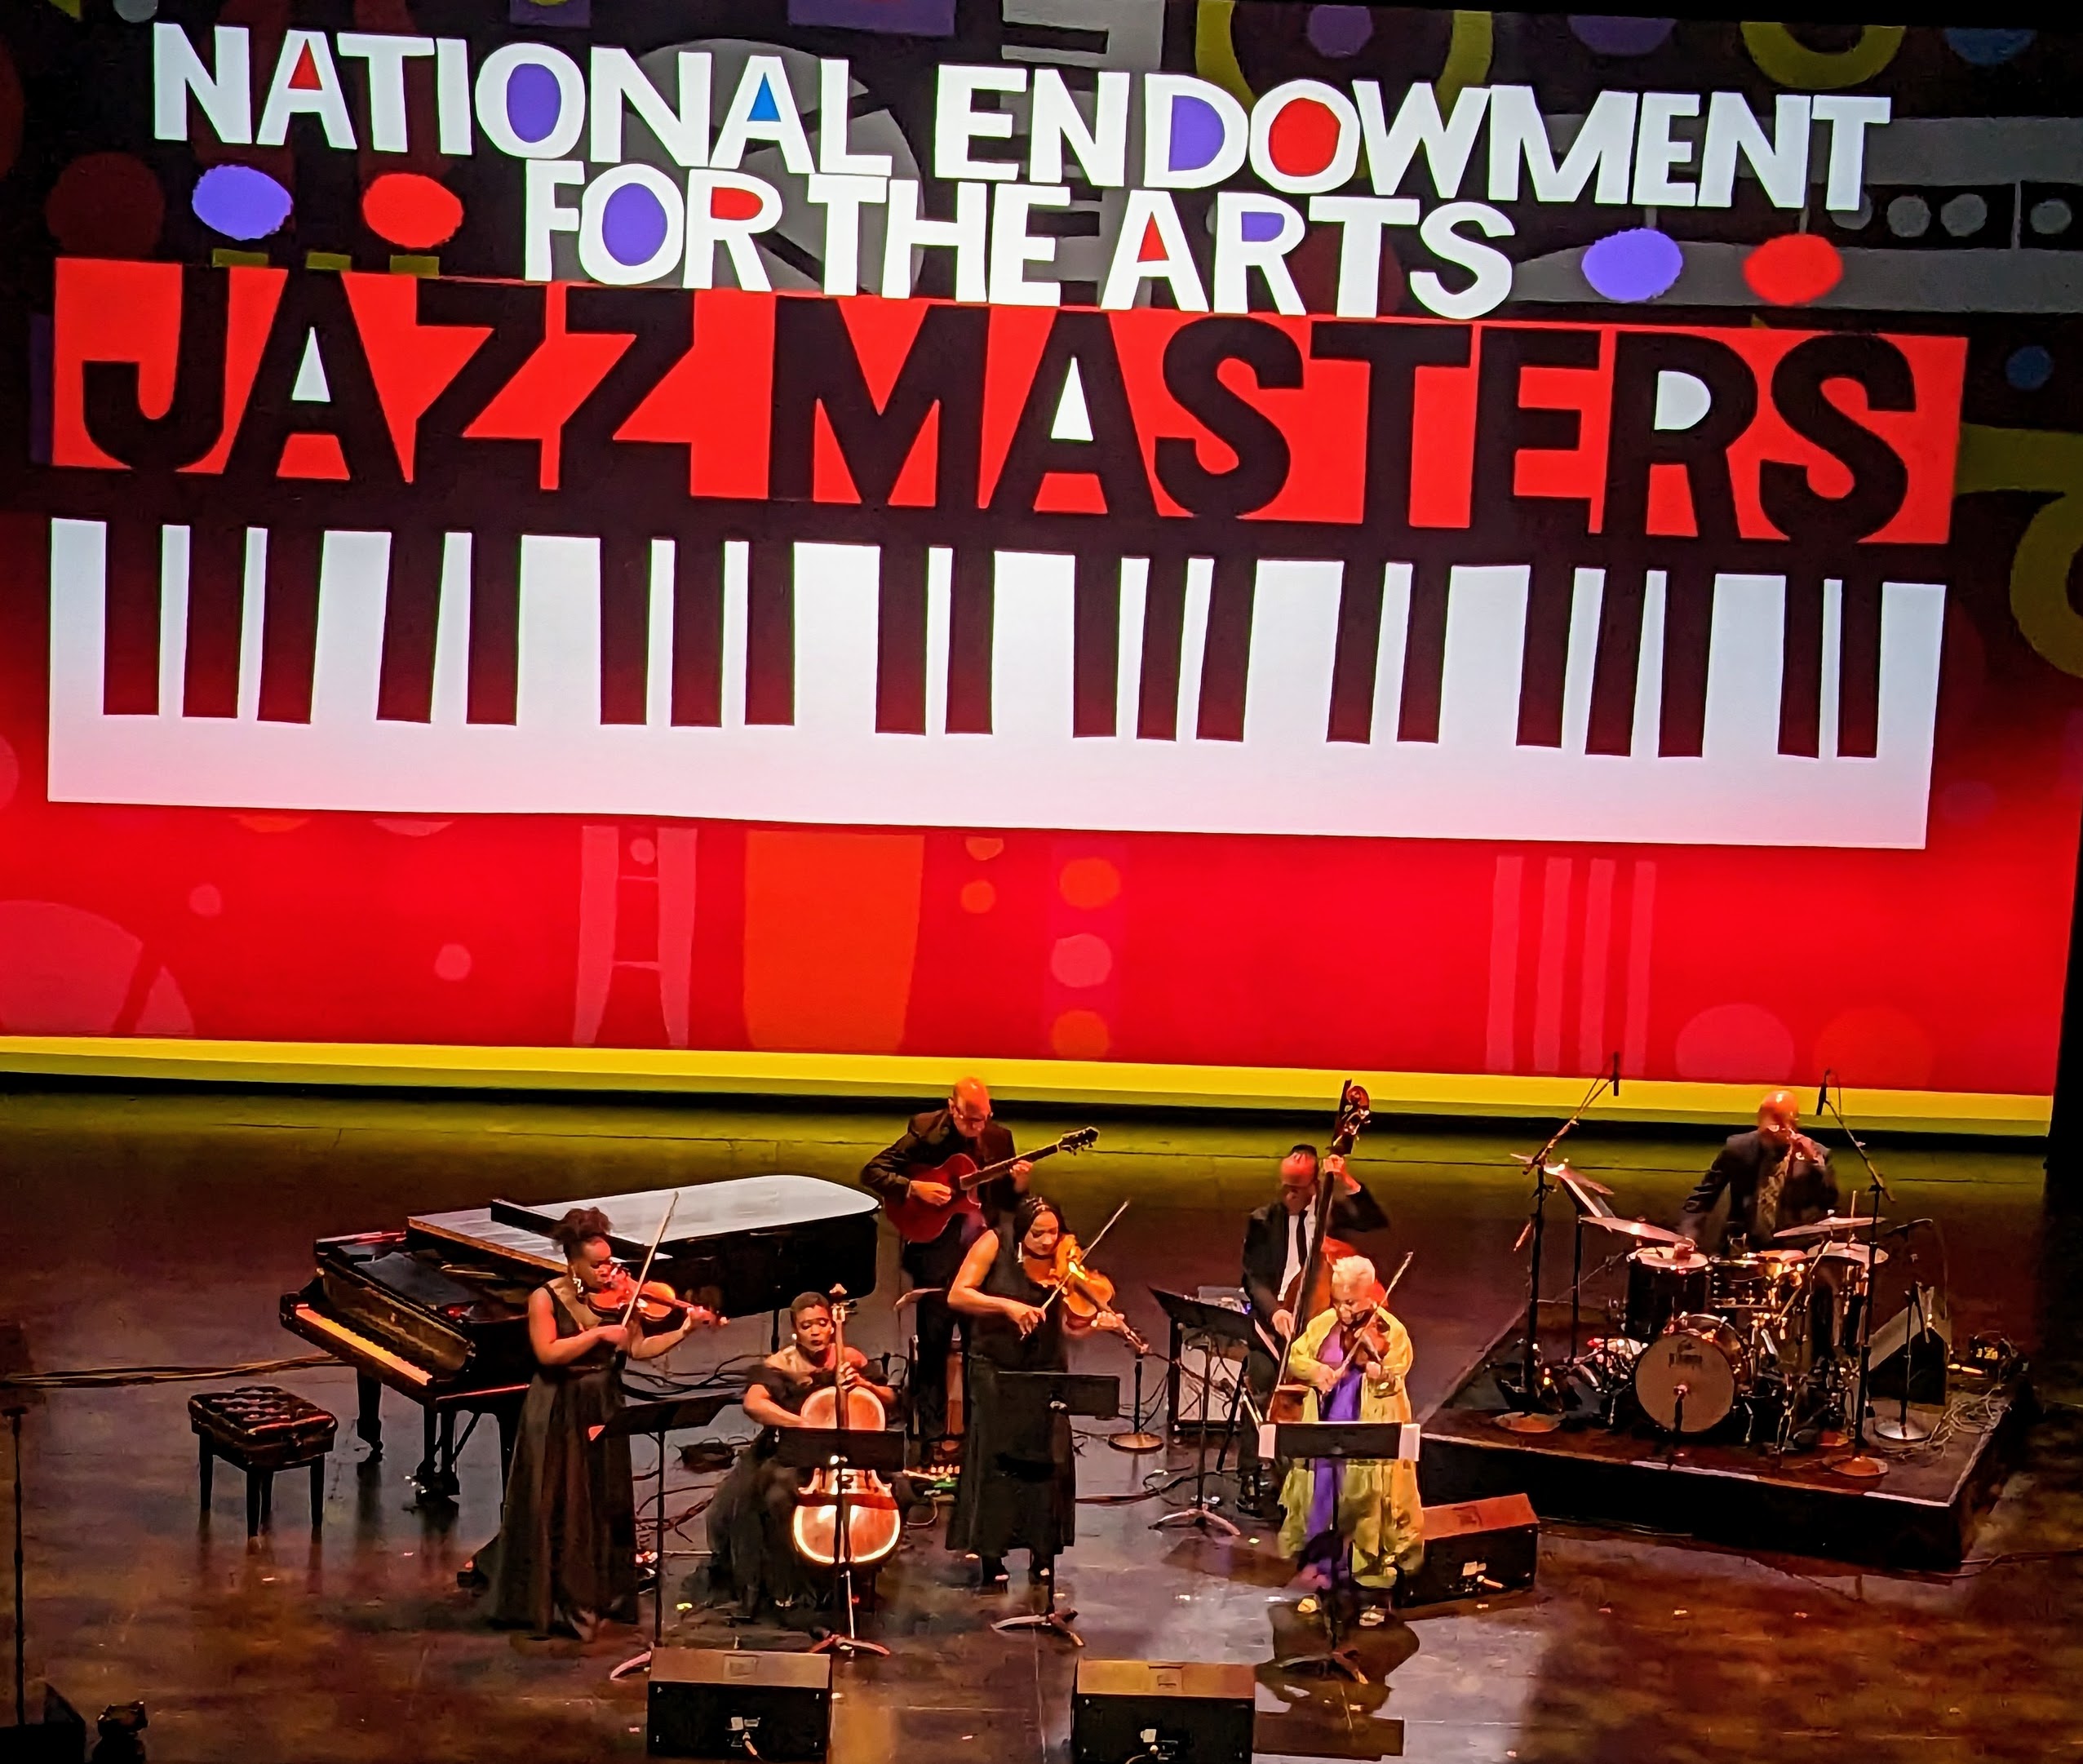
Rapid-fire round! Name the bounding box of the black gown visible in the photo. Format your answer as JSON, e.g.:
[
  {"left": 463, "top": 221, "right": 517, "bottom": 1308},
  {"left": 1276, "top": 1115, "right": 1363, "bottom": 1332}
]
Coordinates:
[
  {"left": 946, "top": 1230, "right": 1075, "bottom": 1562},
  {"left": 478, "top": 1278, "right": 638, "bottom": 1633},
  {"left": 706, "top": 1348, "right": 833, "bottom": 1620}
]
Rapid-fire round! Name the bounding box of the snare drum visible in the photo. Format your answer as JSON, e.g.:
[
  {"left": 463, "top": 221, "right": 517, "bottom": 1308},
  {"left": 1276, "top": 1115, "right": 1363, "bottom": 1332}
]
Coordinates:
[
  {"left": 1624, "top": 1244, "right": 1711, "bottom": 1341},
  {"left": 1633, "top": 1314, "right": 1750, "bottom": 1433}
]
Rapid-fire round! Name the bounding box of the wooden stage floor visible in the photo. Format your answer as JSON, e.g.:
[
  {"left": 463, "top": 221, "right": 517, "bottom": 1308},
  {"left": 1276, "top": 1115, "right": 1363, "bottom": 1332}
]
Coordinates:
[{"left": 1, "top": 1086, "right": 2079, "bottom": 1763}]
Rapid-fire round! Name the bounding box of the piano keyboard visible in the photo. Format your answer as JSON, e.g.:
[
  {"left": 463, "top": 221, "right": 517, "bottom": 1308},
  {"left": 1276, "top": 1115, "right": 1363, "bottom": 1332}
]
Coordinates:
[{"left": 47, "top": 517, "right": 1947, "bottom": 848}]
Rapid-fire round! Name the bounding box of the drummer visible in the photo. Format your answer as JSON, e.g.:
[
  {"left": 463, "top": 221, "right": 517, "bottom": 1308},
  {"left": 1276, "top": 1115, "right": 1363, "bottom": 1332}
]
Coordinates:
[{"left": 1678, "top": 1089, "right": 1837, "bottom": 1255}]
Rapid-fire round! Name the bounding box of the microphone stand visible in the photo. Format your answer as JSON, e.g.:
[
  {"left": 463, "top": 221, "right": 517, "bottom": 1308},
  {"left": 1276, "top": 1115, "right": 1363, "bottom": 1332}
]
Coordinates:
[
  {"left": 1501, "top": 1057, "right": 1621, "bottom": 1429},
  {"left": 1814, "top": 1074, "right": 1896, "bottom": 1479}
]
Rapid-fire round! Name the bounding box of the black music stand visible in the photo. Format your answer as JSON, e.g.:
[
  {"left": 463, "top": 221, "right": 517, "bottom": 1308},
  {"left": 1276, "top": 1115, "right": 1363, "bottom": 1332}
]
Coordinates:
[
  {"left": 777, "top": 1425, "right": 906, "bottom": 1658},
  {"left": 1149, "top": 1290, "right": 1256, "bottom": 1539},
  {"left": 986, "top": 1372, "right": 1118, "bottom": 1647},
  {"left": 1270, "top": 1421, "right": 1419, "bottom": 1686},
  {"left": 597, "top": 1392, "right": 736, "bottom": 1682}
]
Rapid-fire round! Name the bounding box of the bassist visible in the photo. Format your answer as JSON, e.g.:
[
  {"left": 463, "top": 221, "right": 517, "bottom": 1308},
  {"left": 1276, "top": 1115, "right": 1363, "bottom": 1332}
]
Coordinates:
[{"left": 860, "top": 1078, "right": 1032, "bottom": 1466}]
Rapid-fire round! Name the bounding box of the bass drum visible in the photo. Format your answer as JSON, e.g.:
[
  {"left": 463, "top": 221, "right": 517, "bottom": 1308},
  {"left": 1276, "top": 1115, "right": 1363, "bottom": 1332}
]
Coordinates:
[{"left": 1633, "top": 1314, "right": 1749, "bottom": 1434}]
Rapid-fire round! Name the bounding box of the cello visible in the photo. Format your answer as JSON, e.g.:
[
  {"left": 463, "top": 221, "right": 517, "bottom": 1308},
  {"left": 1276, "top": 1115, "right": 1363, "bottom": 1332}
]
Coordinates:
[
  {"left": 789, "top": 1288, "right": 902, "bottom": 1571},
  {"left": 1268, "top": 1081, "right": 1374, "bottom": 1424}
]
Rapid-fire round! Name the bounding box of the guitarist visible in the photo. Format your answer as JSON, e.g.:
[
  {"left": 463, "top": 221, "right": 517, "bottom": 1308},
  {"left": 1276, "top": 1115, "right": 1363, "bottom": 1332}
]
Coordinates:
[
  {"left": 860, "top": 1077, "right": 1033, "bottom": 1467},
  {"left": 1239, "top": 1146, "right": 1388, "bottom": 1511}
]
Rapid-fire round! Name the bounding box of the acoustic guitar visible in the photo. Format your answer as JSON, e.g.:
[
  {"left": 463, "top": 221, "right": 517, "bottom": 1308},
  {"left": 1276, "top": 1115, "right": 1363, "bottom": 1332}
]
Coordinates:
[{"left": 881, "top": 1127, "right": 1099, "bottom": 1243}]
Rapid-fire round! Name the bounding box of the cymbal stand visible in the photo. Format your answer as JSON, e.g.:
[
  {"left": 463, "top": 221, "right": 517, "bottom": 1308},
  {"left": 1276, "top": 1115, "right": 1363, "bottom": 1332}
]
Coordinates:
[{"left": 1815, "top": 1077, "right": 1896, "bottom": 1479}]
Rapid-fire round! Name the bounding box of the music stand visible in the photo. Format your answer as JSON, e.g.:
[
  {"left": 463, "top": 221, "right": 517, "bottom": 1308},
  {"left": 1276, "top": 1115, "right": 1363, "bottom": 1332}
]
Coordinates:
[
  {"left": 596, "top": 1392, "right": 736, "bottom": 1682},
  {"left": 776, "top": 1425, "right": 906, "bottom": 1658},
  {"left": 1148, "top": 1291, "right": 1257, "bottom": 1539},
  {"left": 1269, "top": 1421, "right": 1420, "bottom": 1686},
  {"left": 985, "top": 1372, "right": 1118, "bottom": 1647}
]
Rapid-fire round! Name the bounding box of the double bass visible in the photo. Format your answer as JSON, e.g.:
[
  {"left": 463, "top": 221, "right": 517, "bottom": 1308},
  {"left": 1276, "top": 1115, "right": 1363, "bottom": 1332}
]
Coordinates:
[
  {"left": 789, "top": 1288, "right": 902, "bottom": 1571},
  {"left": 1268, "top": 1082, "right": 1375, "bottom": 1425}
]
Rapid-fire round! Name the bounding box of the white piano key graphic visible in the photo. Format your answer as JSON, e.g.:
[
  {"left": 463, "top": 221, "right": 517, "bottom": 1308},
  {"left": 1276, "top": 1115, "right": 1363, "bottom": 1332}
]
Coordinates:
[
  {"left": 1116, "top": 556, "right": 1147, "bottom": 738},
  {"left": 1372, "top": 563, "right": 1412, "bottom": 745},
  {"left": 1701, "top": 574, "right": 1785, "bottom": 763},
  {"left": 1438, "top": 565, "right": 1530, "bottom": 753},
  {"left": 237, "top": 530, "right": 268, "bottom": 721},
  {"left": 42, "top": 520, "right": 1951, "bottom": 849},
  {"left": 1560, "top": 568, "right": 1604, "bottom": 755},
  {"left": 645, "top": 539, "right": 674, "bottom": 728},
  {"left": 1820, "top": 577, "right": 1844, "bottom": 762},
  {"left": 158, "top": 525, "right": 188, "bottom": 718},
  {"left": 926, "top": 547, "right": 952, "bottom": 737},
  {"left": 310, "top": 530, "right": 390, "bottom": 728},
  {"left": 516, "top": 536, "right": 603, "bottom": 734},
  {"left": 1242, "top": 561, "right": 1341, "bottom": 752}
]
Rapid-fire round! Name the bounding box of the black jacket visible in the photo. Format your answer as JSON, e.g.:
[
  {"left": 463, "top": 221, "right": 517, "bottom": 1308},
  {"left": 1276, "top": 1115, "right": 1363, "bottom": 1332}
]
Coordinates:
[
  {"left": 1680, "top": 1129, "right": 1837, "bottom": 1252},
  {"left": 1240, "top": 1179, "right": 1389, "bottom": 1336},
  {"left": 859, "top": 1108, "right": 1021, "bottom": 1240}
]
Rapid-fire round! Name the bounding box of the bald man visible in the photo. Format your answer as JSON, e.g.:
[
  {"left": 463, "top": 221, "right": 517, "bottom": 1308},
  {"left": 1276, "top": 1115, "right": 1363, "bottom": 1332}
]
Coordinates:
[
  {"left": 1679, "top": 1089, "right": 1838, "bottom": 1254},
  {"left": 861, "top": 1078, "right": 1031, "bottom": 1465}
]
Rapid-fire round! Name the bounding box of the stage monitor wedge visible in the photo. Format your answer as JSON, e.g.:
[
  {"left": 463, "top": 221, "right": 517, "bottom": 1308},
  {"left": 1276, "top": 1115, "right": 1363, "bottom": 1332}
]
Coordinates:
[
  {"left": 647, "top": 1649, "right": 831, "bottom": 1762},
  {"left": 1071, "top": 1660, "right": 1254, "bottom": 1764}
]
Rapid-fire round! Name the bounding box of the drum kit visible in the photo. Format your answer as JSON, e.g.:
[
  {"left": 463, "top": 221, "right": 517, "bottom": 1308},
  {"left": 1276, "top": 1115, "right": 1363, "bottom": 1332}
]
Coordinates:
[{"left": 1566, "top": 1211, "right": 1889, "bottom": 1443}]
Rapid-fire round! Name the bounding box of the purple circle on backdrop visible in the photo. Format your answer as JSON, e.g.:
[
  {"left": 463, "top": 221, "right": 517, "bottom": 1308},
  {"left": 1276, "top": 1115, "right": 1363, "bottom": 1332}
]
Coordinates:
[
  {"left": 191, "top": 163, "right": 291, "bottom": 241},
  {"left": 1167, "top": 95, "right": 1227, "bottom": 175},
  {"left": 1305, "top": 5, "right": 1374, "bottom": 57},
  {"left": 1239, "top": 207, "right": 1287, "bottom": 244},
  {"left": 1568, "top": 16, "right": 1676, "bottom": 55},
  {"left": 602, "top": 180, "right": 670, "bottom": 265},
  {"left": 505, "top": 63, "right": 564, "bottom": 144},
  {"left": 1582, "top": 227, "right": 1683, "bottom": 301}
]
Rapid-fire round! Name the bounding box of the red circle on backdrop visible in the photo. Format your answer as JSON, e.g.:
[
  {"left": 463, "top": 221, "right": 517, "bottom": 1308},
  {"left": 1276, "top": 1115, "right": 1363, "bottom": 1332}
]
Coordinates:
[
  {"left": 361, "top": 172, "right": 464, "bottom": 249},
  {"left": 46, "top": 153, "right": 165, "bottom": 258},
  {"left": 1265, "top": 98, "right": 1342, "bottom": 180},
  {"left": 1744, "top": 233, "right": 1842, "bottom": 306},
  {"left": 711, "top": 184, "right": 766, "bottom": 223}
]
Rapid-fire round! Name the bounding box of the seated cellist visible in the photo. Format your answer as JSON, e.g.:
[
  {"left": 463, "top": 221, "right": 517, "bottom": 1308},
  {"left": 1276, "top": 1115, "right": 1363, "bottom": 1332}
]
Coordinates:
[{"left": 1278, "top": 1254, "right": 1425, "bottom": 1625}]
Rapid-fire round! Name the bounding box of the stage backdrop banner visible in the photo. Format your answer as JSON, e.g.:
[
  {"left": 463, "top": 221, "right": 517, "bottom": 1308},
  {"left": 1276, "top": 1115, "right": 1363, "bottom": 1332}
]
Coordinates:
[{"left": 0, "top": 4, "right": 2080, "bottom": 1126}]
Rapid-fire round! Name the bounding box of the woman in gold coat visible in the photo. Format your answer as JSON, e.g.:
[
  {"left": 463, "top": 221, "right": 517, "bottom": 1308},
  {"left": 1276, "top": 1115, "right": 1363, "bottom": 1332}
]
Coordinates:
[{"left": 1277, "top": 1254, "right": 1424, "bottom": 1622}]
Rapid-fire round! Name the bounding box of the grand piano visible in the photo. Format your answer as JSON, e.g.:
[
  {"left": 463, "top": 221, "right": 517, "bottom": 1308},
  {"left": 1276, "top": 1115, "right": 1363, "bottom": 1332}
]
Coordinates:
[{"left": 281, "top": 1175, "right": 880, "bottom": 1500}]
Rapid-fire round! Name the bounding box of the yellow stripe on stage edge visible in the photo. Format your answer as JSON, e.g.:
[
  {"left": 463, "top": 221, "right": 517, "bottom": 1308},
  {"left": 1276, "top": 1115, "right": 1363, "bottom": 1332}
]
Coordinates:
[{"left": 0, "top": 1036, "right": 2050, "bottom": 1137}]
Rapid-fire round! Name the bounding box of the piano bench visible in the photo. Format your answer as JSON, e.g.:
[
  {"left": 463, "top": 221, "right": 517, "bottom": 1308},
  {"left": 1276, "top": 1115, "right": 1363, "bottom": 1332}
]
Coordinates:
[{"left": 189, "top": 1386, "right": 338, "bottom": 1537}]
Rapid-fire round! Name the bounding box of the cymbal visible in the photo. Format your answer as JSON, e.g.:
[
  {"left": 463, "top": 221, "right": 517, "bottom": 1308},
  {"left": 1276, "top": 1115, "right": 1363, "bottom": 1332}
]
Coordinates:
[
  {"left": 1578, "top": 1215, "right": 1687, "bottom": 1247},
  {"left": 1771, "top": 1215, "right": 1879, "bottom": 1243},
  {"left": 1819, "top": 1240, "right": 1889, "bottom": 1268}
]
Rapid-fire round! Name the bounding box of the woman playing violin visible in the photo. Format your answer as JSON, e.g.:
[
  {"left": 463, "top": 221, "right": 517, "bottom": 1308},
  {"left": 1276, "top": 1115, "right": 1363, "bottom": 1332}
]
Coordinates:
[
  {"left": 946, "top": 1194, "right": 1129, "bottom": 1589},
  {"left": 476, "top": 1207, "right": 716, "bottom": 1639},
  {"left": 1278, "top": 1253, "right": 1423, "bottom": 1625},
  {"left": 707, "top": 1292, "right": 898, "bottom": 1624}
]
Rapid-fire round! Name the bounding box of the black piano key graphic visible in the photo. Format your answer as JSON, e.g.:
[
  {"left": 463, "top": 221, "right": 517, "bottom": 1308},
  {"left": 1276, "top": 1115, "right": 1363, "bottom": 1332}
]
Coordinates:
[
  {"left": 1397, "top": 557, "right": 1450, "bottom": 744},
  {"left": 466, "top": 532, "right": 520, "bottom": 725},
  {"left": 1071, "top": 550, "right": 1119, "bottom": 739},
  {"left": 1838, "top": 573, "right": 1882, "bottom": 760},
  {"left": 1327, "top": 557, "right": 1385, "bottom": 745},
  {"left": 375, "top": 525, "right": 442, "bottom": 724},
  {"left": 182, "top": 524, "right": 245, "bottom": 720},
  {"left": 1777, "top": 574, "right": 1825, "bottom": 758},
  {"left": 598, "top": 533, "right": 651, "bottom": 726},
  {"left": 101, "top": 519, "right": 160, "bottom": 715},
  {"left": 946, "top": 544, "right": 993, "bottom": 736},
  {"left": 671, "top": 536, "right": 724, "bottom": 727},
  {"left": 1194, "top": 552, "right": 1255, "bottom": 742},
  {"left": 1656, "top": 561, "right": 1713, "bottom": 760},
  {"left": 1137, "top": 552, "right": 1187, "bottom": 741},
  {"left": 1584, "top": 567, "right": 1645, "bottom": 757},
  {"left": 876, "top": 541, "right": 927, "bottom": 736},
  {"left": 745, "top": 537, "right": 794, "bottom": 726},
  {"left": 1514, "top": 558, "right": 1576, "bottom": 749},
  {"left": 255, "top": 525, "right": 321, "bottom": 725}
]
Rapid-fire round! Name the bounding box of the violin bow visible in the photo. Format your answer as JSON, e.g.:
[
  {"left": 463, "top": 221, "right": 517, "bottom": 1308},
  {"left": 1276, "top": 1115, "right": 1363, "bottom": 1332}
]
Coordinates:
[{"left": 616, "top": 1194, "right": 679, "bottom": 1331}]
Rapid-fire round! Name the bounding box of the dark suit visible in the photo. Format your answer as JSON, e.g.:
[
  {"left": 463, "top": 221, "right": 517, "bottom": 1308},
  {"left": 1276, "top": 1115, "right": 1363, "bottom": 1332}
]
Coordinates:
[
  {"left": 1680, "top": 1129, "right": 1837, "bottom": 1253},
  {"left": 860, "top": 1109, "right": 1018, "bottom": 1455},
  {"left": 1237, "top": 1178, "right": 1389, "bottom": 1496}
]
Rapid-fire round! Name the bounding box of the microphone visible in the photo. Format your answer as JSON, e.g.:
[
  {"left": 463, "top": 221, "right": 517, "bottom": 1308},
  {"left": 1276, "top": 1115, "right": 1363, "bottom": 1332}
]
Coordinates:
[{"left": 1817, "top": 1070, "right": 1832, "bottom": 1115}]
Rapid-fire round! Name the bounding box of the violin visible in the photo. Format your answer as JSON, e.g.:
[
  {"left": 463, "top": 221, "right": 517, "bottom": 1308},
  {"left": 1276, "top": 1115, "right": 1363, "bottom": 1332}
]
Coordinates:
[
  {"left": 1336, "top": 1252, "right": 1415, "bottom": 1382},
  {"left": 1023, "top": 1217, "right": 1149, "bottom": 1356},
  {"left": 789, "top": 1289, "right": 902, "bottom": 1571},
  {"left": 587, "top": 1265, "right": 720, "bottom": 1332}
]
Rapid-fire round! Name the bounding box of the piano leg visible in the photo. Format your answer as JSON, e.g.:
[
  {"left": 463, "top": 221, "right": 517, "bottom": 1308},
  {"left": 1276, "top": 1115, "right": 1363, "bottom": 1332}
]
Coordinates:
[
  {"left": 410, "top": 1409, "right": 461, "bottom": 1504},
  {"left": 356, "top": 1372, "right": 383, "bottom": 1458}
]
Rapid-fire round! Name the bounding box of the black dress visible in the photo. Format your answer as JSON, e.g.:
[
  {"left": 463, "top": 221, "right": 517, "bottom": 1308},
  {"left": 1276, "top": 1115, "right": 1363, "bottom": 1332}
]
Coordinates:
[
  {"left": 479, "top": 1278, "right": 638, "bottom": 1633},
  {"left": 946, "top": 1230, "right": 1075, "bottom": 1562},
  {"left": 706, "top": 1348, "right": 832, "bottom": 1620}
]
